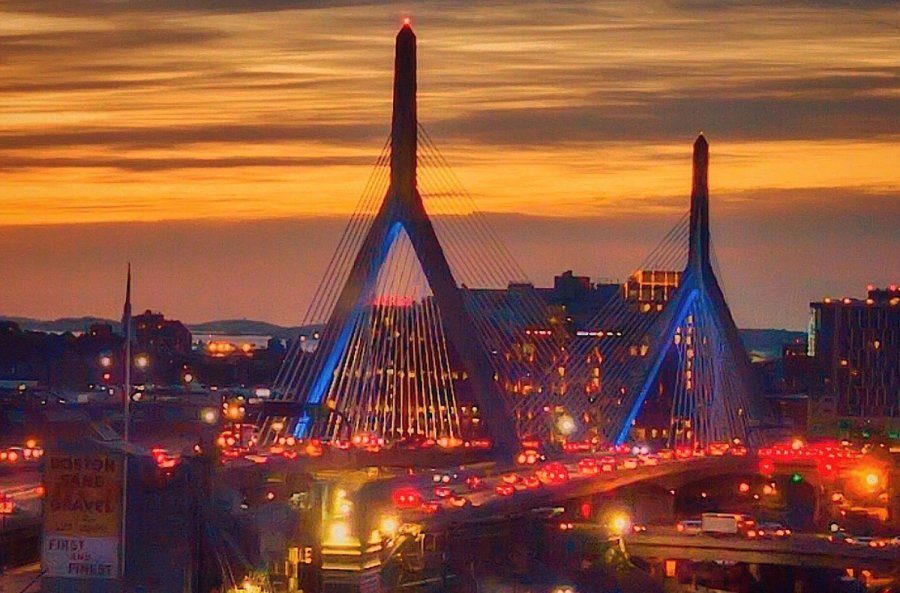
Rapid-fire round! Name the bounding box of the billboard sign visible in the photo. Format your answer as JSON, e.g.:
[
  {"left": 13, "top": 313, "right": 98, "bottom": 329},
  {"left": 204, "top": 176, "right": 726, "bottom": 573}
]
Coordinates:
[
  {"left": 43, "top": 535, "right": 119, "bottom": 578},
  {"left": 43, "top": 453, "right": 123, "bottom": 579}
]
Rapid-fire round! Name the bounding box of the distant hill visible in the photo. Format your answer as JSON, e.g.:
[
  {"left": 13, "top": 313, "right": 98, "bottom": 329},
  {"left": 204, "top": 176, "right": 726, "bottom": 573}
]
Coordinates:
[
  {"left": 2, "top": 315, "right": 802, "bottom": 356},
  {"left": 1, "top": 316, "right": 119, "bottom": 334},
  {"left": 1, "top": 315, "right": 319, "bottom": 340},
  {"left": 189, "top": 319, "right": 318, "bottom": 340}
]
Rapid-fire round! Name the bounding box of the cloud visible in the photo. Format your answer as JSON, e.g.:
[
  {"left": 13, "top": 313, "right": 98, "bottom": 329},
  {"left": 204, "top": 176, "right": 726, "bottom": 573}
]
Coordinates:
[
  {"left": 0, "top": 0, "right": 391, "bottom": 17},
  {"left": 0, "top": 123, "right": 385, "bottom": 151},
  {"left": 431, "top": 79, "right": 900, "bottom": 145},
  {"left": 0, "top": 186, "right": 895, "bottom": 330},
  {"left": 670, "top": 0, "right": 898, "bottom": 9},
  {"left": 0, "top": 154, "right": 375, "bottom": 172},
  {"left": 0, "top": 0, "right": 896, "bottom": 327}
]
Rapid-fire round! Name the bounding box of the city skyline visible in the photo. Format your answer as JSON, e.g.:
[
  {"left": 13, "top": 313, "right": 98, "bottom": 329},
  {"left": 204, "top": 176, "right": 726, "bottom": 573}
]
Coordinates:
[{"left": 1, "top": 1, "right": 897, "bottom": 329}]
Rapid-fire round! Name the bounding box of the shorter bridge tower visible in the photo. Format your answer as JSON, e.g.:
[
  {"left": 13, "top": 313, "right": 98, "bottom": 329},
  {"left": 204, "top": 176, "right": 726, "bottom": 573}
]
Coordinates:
[{"left": 614, "top": 135, "right": 765, "bottom": 447}]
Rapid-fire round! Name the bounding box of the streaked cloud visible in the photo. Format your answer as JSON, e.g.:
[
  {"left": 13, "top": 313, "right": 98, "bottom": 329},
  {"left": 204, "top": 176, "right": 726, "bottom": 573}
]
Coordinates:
[{"left": 0, "top": 0, "right": 896, "bottom": 327}]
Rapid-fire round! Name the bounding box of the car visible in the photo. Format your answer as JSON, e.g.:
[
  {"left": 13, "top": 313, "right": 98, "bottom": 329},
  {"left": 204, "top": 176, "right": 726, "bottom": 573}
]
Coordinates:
[
  {"left": 432, "top": 471, "right": 458, "bottom": 484},
  {"left": 495, "top": 483, "right": 516, "bottom": 497},
  {"left": 537, "top": 462, "right": 569, "bottom": 485},
  {"left": 632, "top": 524, "right": 648, "bottom": 534},
  {"left": 577, "top": 458, "right": 599, "bottom": 475},
  {"left": 0, "top": 448, "right": 21, "bottom": 463},
  {"left": 707, "top": 442, "right": 730, "bottom": 456},
  {"left": 396, "top": 435, "right": 435, "bottom": 450},
  {"left": 827, "top": 530, "right": 879, "bottom": 546},
  {"left": 517, "top": 449, "right": 540, "bottom": 465},
  {"left": 755, "top": 522, "right": 792, "bottom": 539},
  {"left": 638, "top": 455, "right": 659, "bottom": 467},
  {"left": 448, "top": 495, "right": 470, "bottom": 508},
  {"left": 656, "top": 449, "right": 674, "bottom": 460},
  {"left": 676, "top": 519, "right": 702, "bottom": 534},
  {"left": 828, "top": 531, "right": 851, "bottom": 544},
  {"left": 855, "top": 536, "right": 888, "bottom": 549},
  {"left": 620, "top": 457, "right": 639, "bottom": 470},
  {"left": 468, "top": 438, "right": 492, "bottom": 450},
  {"left": 523, "top": 474, "right": 542, "bottom": 489},
  {"left": 599, "top": 457, "right": 616, "bottom": 472},
  {"left": 465, "top": 475, "right": 484, "bottom": 490},
  {"left": 433, "top": 486, "right": 453, "bottom": 498},
  {"left": 392, "top": 487, "right": 422, "bottom": 509},
  {"left": 501, "top": 473, "right": 522, "bottom": 485},
  {"left": 702, "top": 513, "right": 750, "bottom": 536}
]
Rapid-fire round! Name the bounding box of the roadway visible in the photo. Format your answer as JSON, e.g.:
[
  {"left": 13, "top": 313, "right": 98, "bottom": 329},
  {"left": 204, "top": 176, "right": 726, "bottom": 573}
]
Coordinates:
[
  {"left": 0, "top": 468, "right": 42, "bottom": 532},
  {"left": 623, "top": 527, "right": 900, "bottom": 571},
  {"left": 0, "top": 562, "right": 42, "bottom": 592},
  {"left": 364, "top": 455, "right": 758, "bottom": 532}
]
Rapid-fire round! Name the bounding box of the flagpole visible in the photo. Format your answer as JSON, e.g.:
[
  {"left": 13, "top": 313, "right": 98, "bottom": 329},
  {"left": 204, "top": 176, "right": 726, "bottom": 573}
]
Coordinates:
[{"left": 121, "top": 263, "right": 132, "bottom": 581}]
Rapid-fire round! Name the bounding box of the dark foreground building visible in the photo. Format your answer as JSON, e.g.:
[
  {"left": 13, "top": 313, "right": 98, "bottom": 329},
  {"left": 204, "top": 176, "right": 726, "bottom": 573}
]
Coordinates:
[{"left": 809, "top": 285, "right": 900, "bottom": 418}]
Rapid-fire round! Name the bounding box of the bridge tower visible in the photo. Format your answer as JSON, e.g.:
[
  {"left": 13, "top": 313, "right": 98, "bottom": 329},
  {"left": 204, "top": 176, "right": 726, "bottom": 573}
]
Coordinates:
[
  {"left": 615, "top": 135, "right": 764, "bottom": 446},
  {"left": 262, "top": 23, "right": 519, "bottom": 458}
]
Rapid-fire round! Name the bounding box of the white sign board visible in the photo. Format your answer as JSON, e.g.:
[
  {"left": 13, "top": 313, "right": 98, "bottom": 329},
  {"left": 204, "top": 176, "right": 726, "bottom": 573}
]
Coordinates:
[{"left": 43, "top": 535, "right": 119, "bottom": 579}]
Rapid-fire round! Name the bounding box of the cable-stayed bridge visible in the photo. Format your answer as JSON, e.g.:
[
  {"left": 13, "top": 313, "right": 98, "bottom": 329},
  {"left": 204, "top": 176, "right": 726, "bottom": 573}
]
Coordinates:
[{"left": 259, "top": 22, "right": 765, "bottom": 460}]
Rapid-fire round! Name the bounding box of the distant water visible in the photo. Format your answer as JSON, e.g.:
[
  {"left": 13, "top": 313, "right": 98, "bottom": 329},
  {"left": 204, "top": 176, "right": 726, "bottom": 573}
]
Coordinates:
[{"left": 191, "top": 333, "right": 274, "bottom": 349}]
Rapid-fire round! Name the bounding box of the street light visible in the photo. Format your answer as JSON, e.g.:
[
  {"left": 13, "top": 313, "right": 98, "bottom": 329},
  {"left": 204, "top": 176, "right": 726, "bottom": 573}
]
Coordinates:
[
  {"left": 134, "top": 354, "right": 150, "bottom": 369},
  {"left": 200, "top": 408, "right": 218, "bottom": 425},
  {"left": 379, "top": 514, "right": 399, "bottom": 538},
  {"left": 557, "top": 414, "right": 577, "bottom": 437},
  {"left": 607, "top": 511, "right": 631, "bottom": 536}
]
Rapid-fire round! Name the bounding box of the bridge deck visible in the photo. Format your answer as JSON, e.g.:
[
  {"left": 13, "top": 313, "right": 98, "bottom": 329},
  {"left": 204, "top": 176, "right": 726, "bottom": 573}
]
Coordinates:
[{"left": 624, "top": 528, "right": 900, "bottom": 571}]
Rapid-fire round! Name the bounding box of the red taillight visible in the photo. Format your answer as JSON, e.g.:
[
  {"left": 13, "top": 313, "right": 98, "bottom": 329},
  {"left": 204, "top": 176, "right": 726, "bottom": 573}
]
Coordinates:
[
  {"left": 495, "top": 484, "right": 515, "bottom": 496},
  {"left": 392, "top": 488, "right": 421, "bottom": 508},
  {"left": 449, "top": 496, "right": 465, "bottom": 507},
  {"left": 580, "top": 502, "right": 591, "bottom": 519}
]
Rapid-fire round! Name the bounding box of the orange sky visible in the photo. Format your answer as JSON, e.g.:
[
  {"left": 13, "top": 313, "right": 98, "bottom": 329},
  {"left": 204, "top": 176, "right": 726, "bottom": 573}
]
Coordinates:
[{"left": 0, "top": 1, "right": 897, "bottom": 328}]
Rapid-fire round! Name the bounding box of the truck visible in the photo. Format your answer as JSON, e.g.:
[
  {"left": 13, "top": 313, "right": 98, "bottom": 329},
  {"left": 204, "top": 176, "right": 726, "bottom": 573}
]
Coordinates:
[{"left": 701, "top": 512, "right": 747, "bottom": 536}]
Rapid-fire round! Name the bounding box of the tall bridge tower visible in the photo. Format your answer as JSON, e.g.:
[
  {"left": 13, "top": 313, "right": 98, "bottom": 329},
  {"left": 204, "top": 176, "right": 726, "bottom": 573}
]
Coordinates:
[{"left": 261, "top": 24, "right": 519, "bottom": 457}]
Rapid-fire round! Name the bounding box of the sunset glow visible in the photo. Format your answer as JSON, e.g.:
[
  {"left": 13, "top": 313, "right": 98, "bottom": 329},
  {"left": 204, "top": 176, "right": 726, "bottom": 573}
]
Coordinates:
[{"left": 0, "top": 1, "right": 897, "bottom": 328}]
